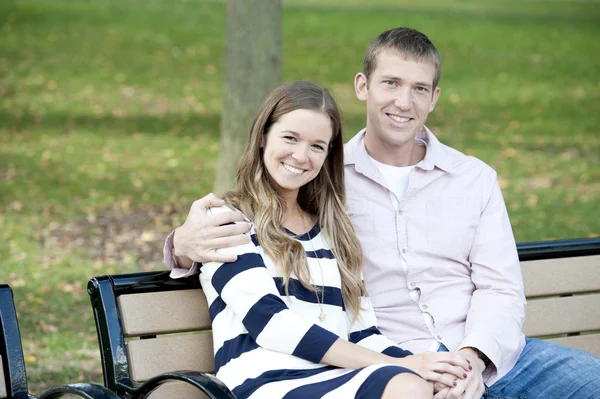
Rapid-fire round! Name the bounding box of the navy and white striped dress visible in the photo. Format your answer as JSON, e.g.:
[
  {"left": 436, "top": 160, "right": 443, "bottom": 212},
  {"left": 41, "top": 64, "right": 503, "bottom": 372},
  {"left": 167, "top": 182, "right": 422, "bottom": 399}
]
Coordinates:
[{"left": 200, "top": 206, "right": 416, "bottom": 399}]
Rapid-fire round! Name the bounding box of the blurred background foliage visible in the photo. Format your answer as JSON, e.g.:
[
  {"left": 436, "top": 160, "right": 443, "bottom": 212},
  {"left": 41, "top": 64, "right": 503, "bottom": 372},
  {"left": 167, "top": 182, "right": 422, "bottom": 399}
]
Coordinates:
[{"left": 1, "top": 0, "right": 599, "bottom": 393}]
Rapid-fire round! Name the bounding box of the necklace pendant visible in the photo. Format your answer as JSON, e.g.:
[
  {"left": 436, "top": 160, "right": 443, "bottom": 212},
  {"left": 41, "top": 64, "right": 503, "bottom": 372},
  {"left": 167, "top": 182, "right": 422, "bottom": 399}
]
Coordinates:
[{"left": 319, "top": 310, "right": 326, "bottom": 323}]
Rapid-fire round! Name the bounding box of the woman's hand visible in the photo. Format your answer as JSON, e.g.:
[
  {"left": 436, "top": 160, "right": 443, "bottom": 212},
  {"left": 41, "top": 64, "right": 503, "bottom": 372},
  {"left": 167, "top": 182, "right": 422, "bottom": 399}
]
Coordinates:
[{"left": 393, "top": 352, "right": 472, "bottom": 389}]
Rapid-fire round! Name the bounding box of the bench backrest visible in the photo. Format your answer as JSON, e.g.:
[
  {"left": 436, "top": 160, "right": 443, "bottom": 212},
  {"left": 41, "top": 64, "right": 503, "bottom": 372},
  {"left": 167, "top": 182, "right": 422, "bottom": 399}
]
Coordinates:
[
  {"left": 520, "top": 239, "right": 600, "bottom": 356},
  {"left": 88, "top": 238, "right": 600, "bottom": 398},
  {"left": 88, "top": 272, "right": 213, "bottom": 398},
  {"left": 0, "top": 285, "right": 30, "bottom": 399}
]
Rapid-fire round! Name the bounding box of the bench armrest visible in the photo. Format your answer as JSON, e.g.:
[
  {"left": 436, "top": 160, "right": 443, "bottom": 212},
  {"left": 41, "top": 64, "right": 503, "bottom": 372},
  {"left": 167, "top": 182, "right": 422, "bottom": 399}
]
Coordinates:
[
  {"left": 120, "top": 370, "right": 236, "bottom": 399},
  {"left": 37, "top": 383, "right": 119, "bottom": 399}
]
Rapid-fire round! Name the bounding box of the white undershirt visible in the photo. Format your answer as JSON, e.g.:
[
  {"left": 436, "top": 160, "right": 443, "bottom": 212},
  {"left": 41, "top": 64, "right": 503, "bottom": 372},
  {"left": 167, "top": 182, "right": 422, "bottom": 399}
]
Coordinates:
[{"left": 369, "top": 156, "right": 414, "bottom": 203}]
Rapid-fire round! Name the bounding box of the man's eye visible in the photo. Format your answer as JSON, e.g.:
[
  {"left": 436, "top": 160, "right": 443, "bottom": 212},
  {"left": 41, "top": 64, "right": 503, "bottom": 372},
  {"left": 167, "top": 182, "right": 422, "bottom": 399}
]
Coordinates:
[
  {"left": 384, "top": 80, "right": 396, "bottom": 86},
  {"left": 415, "top": 86, "right": 427, "bottom": 92}
]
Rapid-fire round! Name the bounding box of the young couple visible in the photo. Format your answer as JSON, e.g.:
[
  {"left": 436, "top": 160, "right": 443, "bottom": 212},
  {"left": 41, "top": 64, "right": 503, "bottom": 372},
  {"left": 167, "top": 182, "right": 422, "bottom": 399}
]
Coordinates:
[{"left": 166, "top": 28, "right": 600, "bottom": 398}]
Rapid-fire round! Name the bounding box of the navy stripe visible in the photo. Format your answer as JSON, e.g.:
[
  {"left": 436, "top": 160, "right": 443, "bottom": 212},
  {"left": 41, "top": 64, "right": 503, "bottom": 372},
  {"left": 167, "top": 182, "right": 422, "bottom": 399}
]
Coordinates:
[
  {"left": 273, "top": 277, "right": 344, "bottom": 309},
  {"left": 382, "top": 345, "right": 413, "bottom": 358},
  {"left": 355, "top": 365, "right": 417, "bottom": 399},
  {"left": 348, "top": 326, "right": 381, "bottom": 344},
  {"left": 306, "top": 249, "right": 334, "bottom": 259},
  {"left": 242, "top": 294, "right": 288, "bottom": 339},
  {"left": 282, "top": 368, "right": 361, "bottom": 398},
  {"left": 250, "top": 233, "right": 260, "bottom": 247},
  {"left": 232, "top": 366, "right": 335, "bottom": 399},
  {"left": 214, "top": 333, "right": 258, "bottom": 373},
  {"left": 292, "top": 324, "right": 338, "bottom": 363},
  {"left": 284, "top": 223, "right": 321, "bottom": 241},
  {"left": 208, "top": 296, "right": 226, "bottom": 320},
  {"left": 211, "top": 253, "right": 264, "bottom": 294}
]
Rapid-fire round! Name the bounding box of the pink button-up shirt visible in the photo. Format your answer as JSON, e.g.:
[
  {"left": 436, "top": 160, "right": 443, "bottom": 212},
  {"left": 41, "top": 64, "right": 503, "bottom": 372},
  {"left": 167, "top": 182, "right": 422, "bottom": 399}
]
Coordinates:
[
  {"left": 165, "top": 126, "right": 526, "bottom": 385},
  {"left": 345, "top": 128, "right": 526, "bottom": 384}
]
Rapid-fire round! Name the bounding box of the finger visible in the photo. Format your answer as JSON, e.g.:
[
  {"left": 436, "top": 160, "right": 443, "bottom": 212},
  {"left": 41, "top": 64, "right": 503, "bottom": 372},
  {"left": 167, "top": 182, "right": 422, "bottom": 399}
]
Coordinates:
[
  {"left": 192, "top": 193, "right": 226, "bottom": 213},
  {"left": 433, "top": 364, "right": 469, "bottom": 380},
  {"left": 209, "top": 210, "right": 247, "bottom": 227},
  {"left": 203, "top": 223, "right": 252, "bottom": 241},
  {"left": 421, "top": 371, "right": 457, "bottom": 389},
  {"left": 435, "top": 353, "right": 472, "bottom": 371},
  {"left": 203, "top": 252, "right": 238, "bottom": 264},
  {"left": 462, "top": 378, "right": 484, "bottom": 399},
  {"left": 206, "top": 234, "right": 252, "bottom": 250},
  {"left": 433, "top": 388, "right": 450, "bottom": 399}
]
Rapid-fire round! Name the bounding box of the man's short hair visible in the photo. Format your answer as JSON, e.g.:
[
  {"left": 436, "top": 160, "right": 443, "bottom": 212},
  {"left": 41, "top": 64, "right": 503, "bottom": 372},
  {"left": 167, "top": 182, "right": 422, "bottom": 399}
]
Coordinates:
[{"left": 363, "top": 27, "right": 442, "bottom": 89}]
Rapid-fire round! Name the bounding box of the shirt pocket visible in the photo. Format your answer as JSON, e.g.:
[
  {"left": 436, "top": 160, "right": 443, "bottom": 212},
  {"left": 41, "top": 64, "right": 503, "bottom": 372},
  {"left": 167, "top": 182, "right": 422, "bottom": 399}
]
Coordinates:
[
  {"left": 426, "top": 197, "right": 479, "bottom": 262},
  {"left": 347, "top": 194, "right": 376, "bottom": 235}
]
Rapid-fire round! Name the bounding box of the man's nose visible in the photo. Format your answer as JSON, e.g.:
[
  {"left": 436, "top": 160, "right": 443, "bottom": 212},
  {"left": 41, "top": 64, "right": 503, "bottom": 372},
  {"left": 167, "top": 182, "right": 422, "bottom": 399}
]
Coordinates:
[{"left": 394, "top": 88, "right": 412, "bottom": 110}]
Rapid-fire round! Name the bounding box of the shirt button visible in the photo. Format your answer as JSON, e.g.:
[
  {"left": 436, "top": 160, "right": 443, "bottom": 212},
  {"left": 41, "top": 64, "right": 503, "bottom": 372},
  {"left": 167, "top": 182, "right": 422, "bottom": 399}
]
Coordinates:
[
  {"left": 410, "top": 282, "right": 416, "bottom": 288},
  {"left": 398, "top": 209, "right": 403, "bottom": 215},
  {"left": 402, "top": 249, "right": 407, "bottom": 254},
  {"left": 436, "top": 335, "right": 442, "bottom": 340},
  {"left": 422, "top": 304, "right": 428, "bottom": 310}
]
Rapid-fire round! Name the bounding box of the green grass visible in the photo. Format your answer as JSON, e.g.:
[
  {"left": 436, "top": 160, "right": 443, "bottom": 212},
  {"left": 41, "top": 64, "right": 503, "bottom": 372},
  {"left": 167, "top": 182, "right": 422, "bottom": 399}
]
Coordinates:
[{"left": 1, "top": 0, "right": 599, "bottom": 393}]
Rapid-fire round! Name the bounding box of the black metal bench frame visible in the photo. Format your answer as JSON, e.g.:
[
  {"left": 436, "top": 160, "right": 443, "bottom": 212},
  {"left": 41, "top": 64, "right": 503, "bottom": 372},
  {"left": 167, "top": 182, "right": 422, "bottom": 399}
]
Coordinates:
[
  {"left": 0, "top": 284, "right": 118, "bottom": 399},
  {"left": 87, "top": 272, "right": 235, "bottom": 399}
]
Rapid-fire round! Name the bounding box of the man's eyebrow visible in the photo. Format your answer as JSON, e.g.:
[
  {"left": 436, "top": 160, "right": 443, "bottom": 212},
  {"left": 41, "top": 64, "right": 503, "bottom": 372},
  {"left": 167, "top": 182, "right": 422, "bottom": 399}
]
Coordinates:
[
  {"left": 281, "top": 130, "right": 329, "bottom": 145},
  {"left": 381, "top": 75, "right": 432, "bottom": 89}
]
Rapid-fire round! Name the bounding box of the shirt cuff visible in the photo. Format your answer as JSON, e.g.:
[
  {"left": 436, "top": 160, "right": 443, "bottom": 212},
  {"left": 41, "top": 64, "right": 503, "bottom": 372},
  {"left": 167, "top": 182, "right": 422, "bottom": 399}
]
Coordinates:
[
  {"left": 457, "top": 337, "right": 500, "bottom": 381},
  {"left": 164, "top": 230, "right": 198, "bottom": 279}
]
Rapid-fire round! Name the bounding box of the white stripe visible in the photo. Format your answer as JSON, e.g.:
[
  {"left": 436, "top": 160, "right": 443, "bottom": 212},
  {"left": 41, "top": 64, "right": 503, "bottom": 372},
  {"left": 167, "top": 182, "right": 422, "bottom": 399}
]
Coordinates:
[
  {"left": 248, "top": 367, "right": 355, "bottom": 399},
  {"left": 217, "top": 347, "right": 327, "bottom": 390},
  {"left": 256, "top": 309, "right": 314, "bottom": 354},
  {"left": 355, "top": 334, "right": 396, "bottom": 353}
]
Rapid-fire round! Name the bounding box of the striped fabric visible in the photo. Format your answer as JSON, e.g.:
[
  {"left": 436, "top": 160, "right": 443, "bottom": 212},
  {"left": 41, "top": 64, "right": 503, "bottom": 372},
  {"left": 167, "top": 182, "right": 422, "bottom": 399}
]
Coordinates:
[{"left": 200, "top": 206, "right": 416, "bottom": 399}]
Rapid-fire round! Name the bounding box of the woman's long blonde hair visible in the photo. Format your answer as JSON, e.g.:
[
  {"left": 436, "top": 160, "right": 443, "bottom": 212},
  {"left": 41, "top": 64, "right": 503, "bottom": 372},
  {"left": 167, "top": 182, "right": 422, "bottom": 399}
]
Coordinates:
[{"left": 223, "top": 81, "right": 366, "bottom": 316}]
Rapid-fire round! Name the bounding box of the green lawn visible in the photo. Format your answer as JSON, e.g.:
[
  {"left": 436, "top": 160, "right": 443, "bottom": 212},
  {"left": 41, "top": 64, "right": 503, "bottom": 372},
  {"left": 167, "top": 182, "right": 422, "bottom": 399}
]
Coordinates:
[{"left": 1, "top": 0, "right": 599, "bottom": 393}]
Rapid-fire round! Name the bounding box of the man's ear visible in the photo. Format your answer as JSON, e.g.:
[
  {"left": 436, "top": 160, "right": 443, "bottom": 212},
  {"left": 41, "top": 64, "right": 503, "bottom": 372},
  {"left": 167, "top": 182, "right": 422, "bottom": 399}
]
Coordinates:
[
  {"left": 429, "top": 86, "right": 441, "bottom": 113},
  {"left": 354, "top": 72, "right": 368, "bottom": 102}
]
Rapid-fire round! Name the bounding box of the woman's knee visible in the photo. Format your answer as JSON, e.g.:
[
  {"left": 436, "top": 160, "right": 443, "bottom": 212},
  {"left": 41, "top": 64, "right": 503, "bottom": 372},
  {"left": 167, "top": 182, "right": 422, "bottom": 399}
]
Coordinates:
[{"left": 382, "top": 373, "right": 433, "bottom": 399}]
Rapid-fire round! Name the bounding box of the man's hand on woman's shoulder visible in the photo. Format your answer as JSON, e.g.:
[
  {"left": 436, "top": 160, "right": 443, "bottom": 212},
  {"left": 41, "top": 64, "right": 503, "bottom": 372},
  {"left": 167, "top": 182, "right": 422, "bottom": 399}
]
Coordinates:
[{"left": 173, "top": 193, "right": 251, "bottom": 266}]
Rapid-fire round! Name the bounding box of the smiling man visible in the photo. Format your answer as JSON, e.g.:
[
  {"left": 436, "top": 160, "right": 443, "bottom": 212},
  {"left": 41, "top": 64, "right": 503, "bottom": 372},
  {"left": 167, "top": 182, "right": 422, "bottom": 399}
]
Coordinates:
[{"left": 165, "top": 28, "right": 600, "bottom": 398}]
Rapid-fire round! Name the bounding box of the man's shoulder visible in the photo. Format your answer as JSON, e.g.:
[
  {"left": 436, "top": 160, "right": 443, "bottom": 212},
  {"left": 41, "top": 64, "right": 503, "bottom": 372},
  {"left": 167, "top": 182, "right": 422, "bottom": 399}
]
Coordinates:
[
  {"left": 438, "top": 139, "right": 497, "bottom": 178},
  {"left": 343, "top": 130, "right": 365, "bottom": 165}
]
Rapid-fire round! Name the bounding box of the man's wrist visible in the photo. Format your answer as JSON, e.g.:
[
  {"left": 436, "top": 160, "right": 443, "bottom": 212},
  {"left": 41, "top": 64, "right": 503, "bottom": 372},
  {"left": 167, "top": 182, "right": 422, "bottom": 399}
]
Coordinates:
[{"left": 469, "top": 347, "right": 491, "bottom": 369}]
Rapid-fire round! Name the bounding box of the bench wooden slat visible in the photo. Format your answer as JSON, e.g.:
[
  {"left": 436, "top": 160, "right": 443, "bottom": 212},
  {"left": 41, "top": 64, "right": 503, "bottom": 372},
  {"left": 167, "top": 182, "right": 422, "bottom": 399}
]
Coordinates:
[
  {"left": 0, "top": 354, "right": 7, "bottom": 399},
  {"left": 547, "top": 334, "right": 600, "bottom": 358},
  {"left": 127, "top": 333, "right": 215, "bottom": 382},
  {"left": 147, "top": 381, "right": 210, "bottom": 399},
  {"left": 523, "top": 293, "right": 600, "bottom": 336},
  {"left": 118, "top": 290, "right": 211, "bottom": 336},
  {"left": 521, "top": 255, "right": 600, "bottom": 297}
]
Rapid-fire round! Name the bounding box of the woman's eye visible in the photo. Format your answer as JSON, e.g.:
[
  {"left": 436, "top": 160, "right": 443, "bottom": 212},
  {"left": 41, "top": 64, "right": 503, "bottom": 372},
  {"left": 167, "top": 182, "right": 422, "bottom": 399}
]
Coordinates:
[
  {"left": 284, "top": 136, "right": 297, "bottom": 142},
  {"left": 312, "top": 144, "right": 325, "bottom": 151}
]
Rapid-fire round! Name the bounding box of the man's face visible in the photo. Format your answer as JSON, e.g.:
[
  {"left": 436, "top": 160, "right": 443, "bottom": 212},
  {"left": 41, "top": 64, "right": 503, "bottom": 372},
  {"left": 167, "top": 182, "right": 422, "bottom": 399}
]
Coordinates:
[{"left": 355, "top": 49, "right": 440, "bottom": 151}]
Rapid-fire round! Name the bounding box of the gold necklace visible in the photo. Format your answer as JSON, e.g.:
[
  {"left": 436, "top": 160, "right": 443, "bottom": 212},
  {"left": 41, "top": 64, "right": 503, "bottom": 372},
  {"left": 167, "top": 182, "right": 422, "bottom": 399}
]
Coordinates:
[{"left": 299, "top": 209, "right": 327, "bottom": 323}]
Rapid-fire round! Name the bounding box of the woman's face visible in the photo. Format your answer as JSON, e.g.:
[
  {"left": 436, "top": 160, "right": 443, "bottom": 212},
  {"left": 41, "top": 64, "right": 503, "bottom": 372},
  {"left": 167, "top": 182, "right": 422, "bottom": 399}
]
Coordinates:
[{"left": 262, "top": 108, "right": 333, "bottom": 200}]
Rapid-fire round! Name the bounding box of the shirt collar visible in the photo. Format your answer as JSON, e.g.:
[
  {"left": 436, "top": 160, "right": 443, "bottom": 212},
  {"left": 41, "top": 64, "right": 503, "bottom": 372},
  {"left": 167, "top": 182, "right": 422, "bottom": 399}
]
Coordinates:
[{"left": 345, "top": 126, "right": 455, "bottom": 174}]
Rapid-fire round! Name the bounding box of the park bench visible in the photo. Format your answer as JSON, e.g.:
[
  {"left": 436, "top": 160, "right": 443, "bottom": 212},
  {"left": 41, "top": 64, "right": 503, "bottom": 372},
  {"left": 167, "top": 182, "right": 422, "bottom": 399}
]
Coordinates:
[
  {"left": 87, "top": 237, "right": 600, "bottom": 398},
  {"left": 0, "top": 284, "right": 118, "bottom": 399}
]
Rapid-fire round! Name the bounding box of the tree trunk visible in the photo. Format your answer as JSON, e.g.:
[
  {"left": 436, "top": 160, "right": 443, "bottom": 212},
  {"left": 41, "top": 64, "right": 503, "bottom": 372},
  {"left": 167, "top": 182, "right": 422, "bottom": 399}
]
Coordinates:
[{"left": 214, "top": 0, "right": 282, "bottom": 194}]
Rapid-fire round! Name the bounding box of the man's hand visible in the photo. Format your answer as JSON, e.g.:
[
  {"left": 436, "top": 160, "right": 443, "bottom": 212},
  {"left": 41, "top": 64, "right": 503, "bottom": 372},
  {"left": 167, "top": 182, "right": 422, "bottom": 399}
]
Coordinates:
[
  {"left": 434, "top": 348, "right": 485, "bottom": 399},
  {"left": 173, "top": 193, "right": 251, "bottom": 265}
]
